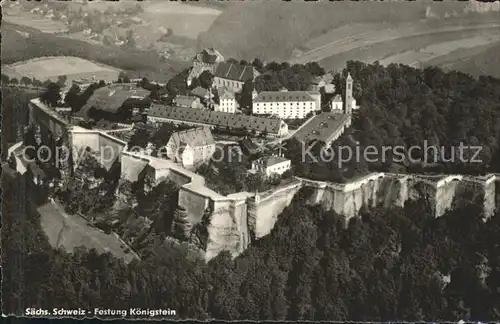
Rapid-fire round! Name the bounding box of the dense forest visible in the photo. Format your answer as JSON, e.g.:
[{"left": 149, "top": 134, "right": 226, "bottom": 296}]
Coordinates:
[
  {"left": 287, "top": 62, "right": 500, "bottom": 182},
  {"left": 3, "top": 166, "right": 500, "bottom": 320}
]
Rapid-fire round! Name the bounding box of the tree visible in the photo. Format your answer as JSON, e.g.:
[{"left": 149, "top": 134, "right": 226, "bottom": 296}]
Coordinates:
[
  {"left": 32, "top": 78, "right": 43, "bottom": 87},
  {"left": 40, "top": 82, "right": 62, "bottom": 107},
  {"left": 57, "top": 75, "right": 67, "bottom": 87},
  {"left": 118, "top": 71, "right": 130, "bottom": 83},
  {"left": 128, "top": 127, "right": 149, "bottom": 150},
  {"left": 2, "top": 74, "right": 10, "bottom": 84},
  {"left": 8, "top": 153, "right": 17, "bottom": 170},
  {"left": 20, "top": 77, "right": 32, "bottom": 86},
  {"left": 10, "top": 78, "right": 19, "bottom": 85},
  {"left": 65, "top": 84, "right": 81, "bottom": 110},
  {"left": 252, "top": 58, "right": 264, "bottom": 73},
  {"left": 199, "top": 71, "right": 214, "bottom": 89}
]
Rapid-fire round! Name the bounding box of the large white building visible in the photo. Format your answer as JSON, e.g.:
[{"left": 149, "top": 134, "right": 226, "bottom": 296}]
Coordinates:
[
  {"left": 252, "top": 90, "right": 321, "bottom": 119},
  {"left": 215, "top": 88, "right": 237, "bottom": 113}
]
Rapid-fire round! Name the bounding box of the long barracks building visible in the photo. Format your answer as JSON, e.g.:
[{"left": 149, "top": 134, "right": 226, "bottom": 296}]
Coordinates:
[{"left": 147, "top": 104, "right": 289, "bottom": 137}]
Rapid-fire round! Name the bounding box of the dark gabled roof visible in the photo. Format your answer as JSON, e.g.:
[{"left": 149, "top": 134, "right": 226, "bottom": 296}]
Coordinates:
[
  {"left": 218, "top": 87, "right": 235, "bottom": 99},
  {"left": 292, "top": 112, "right": 350, "bottom": 144},
  {"left": 254, "top": 91, "right": 317, "bottom": 103},
  {"left": 169, "top": 127, "right": 214, "bottom": 148},
  {"left": 148, "top": 104, "right": 286, "bottom": 134},
  {"left": 190, "top": 87, "right": 211, "bottom": 99},
  {"left": 330, "top": 94, "right": 343, "bottom": 102},
  {"left": 239, "top": 138, "right": 261, "bottom": 155},
  {"left": 194, "top": 48, "right": 224, "bottom": 64},
  {"left": 214, "top": 62, "right": 258, "bottom": 83},
  {"left": 175, "top": 95, "right": 199, "bottom": 107}
]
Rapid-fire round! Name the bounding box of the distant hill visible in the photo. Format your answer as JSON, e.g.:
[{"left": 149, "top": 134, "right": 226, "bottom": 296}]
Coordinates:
[
  {"left": 444, "top": 42, "right": 500, "bottom": 78},
  {"left": 197, "top": 0, "right": 467, "bottom": 62},
  {"left": 2, "top": 22, "right": 186, "bottom": 81}
]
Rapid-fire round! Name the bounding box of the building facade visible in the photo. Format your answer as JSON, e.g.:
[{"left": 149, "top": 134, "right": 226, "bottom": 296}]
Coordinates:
[
  {"left": 166, "top": 127, "right": 216, "bottom": 168},
  {"left": 330, "top": 94, "right": 343, "bottom": 111},
  {"left": 215, "top": 88, "right": 237, "bottom": 113},
  {"left": 250, "top": 155, "right": 291, "bottom": 177},
  {"left": 252, "top": 90, "right": 321, "bottom": 119},
  {"left": 213, "top": 62, "right": 260, "bottom": 93},
  {"left": 187, "top": 48, "right": 224, "bottom": 87},
  {"left": 345, "top": 72, "right": 359, "bottom": 113},
  {"left": 174, "top": 95, "right": 202, "bottom": 109},
  {"left": 148, "top": 105, "right": 289, "bottom": 138}
]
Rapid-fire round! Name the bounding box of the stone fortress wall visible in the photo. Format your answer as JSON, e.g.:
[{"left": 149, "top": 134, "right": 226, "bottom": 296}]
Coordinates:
[
  {"left": 121, "top": 141, "right": 500, "bottom": 260},
  {"left": 27, "top": 97, "right": 499, "bottom": 262},
  {"left": 68, "top": 129, "right": 500, "bottom": 262}
]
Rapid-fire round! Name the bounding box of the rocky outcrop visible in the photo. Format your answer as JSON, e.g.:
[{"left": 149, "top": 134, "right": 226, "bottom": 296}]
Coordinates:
[
  {"left": 172, "top": 206, "right": 192, "bottom": 241},
  {"left": 115, "top": 147, "right": 499, "bottom": 261}
]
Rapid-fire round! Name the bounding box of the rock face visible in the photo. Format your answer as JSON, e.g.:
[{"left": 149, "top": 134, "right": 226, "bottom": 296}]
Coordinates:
[
  {"left": 177, "top": 173, "right": 499, "bottom": 261},
  {"left": 117, "top": 148, "right": 500, "bottom": 261},
  {"left": 173, "top": 206, "right": 192, "bottom": 241}
]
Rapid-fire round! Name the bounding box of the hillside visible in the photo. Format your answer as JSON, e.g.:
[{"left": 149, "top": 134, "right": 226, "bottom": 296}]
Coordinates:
[
  {"left": 197, "top": 0, "right": 466, "bottom": 62},
  {"left": 442, "top": 42, "right": 500, "bottom": 78},
  {"left": 2, "top": 22, "right": 186, "bottom": 81}
]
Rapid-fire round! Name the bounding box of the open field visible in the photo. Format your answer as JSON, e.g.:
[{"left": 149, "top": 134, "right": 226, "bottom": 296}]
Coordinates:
[
  {"left": 88, "top": 2, "right": 221, "bottom": 43},
  {"left": 3, "top": 12, "right": 68, "bottom": 34},
  {"left": 314, "top": 25, "right": 500, "bottom": 74},
  {"left": 379, "top": 34, "right": 500, "bottom": 68},
  {"left": 5, "top": 56, "right": 121, "bottom": 85},
  {"left": 291, "top": 21, "right": 500, "bottom": 65},
  {"left": 439, "top": 42, "right": 500, "bottom": 78},
  {"left": 2, "top": 22, "right": 184, "bottom": 82},
  {"left": 38, "top": 201, "right": 137, "bottom": 263},
  {"left": 197, "top": 0, "right": 471, "bottom": 61},
  {"left": 2, "top": 1, "right": 220, "bottom": 62}
]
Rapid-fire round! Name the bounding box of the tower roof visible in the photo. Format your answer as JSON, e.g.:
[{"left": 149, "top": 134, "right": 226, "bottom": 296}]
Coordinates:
[{"left": 347, "top": 72, "right": 353, "bottom": 81}]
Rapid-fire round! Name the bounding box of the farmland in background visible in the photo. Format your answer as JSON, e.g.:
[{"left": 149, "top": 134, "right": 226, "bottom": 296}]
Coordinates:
[
  {"left": 2, "top": 22, "right": 185, "bottom": 83},
  {"left": 4, "top": 57, "right": 122, "bottom": 85}
]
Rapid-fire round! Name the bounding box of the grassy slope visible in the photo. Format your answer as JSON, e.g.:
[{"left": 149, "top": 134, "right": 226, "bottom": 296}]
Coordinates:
[
  {"left": 2, "top": 22, "right": 187, "bottom": 81},
  {"left": 197, "top": 0, "right": 466, "bottom": 62},
  {"left": 441, "top": 42, "right": 500, "bottom": 78}
]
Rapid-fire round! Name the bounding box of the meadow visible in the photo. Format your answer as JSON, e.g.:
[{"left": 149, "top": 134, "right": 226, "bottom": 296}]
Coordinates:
[
  {"left": 38, "top": 201, "right": 137, "bottom": 264},
  {"left": 3, "top": 13, "right": 68, "bottom": 34},
  {"left": 316, "top": 26, "right": 500, "bottom": 74},
  {"left": 439, "top": 42, "right": 500, "bottom": 78},
  {"left": 2, "top": 22, "right": 185, "bottom": 82},
  {"left": 5, "top": 56, "right": 121, "bottom": 84},
  {"left": 197, "top": 0, "right": 468, "bottom": 61}
]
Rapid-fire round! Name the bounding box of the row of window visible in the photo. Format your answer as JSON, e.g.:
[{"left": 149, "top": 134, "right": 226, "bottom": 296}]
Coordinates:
[
  {"left": 269, "top": 164, "right": 290, "bottom": 173},
  {"left": 217, "top": 78, "right": 243, "bottom": 89},
  {"left": 255, "top": 102, "right": 313, "bottom": 106}
]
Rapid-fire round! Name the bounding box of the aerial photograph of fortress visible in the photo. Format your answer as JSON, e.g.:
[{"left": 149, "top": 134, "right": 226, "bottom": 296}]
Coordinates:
[{"left": 2, "top": 0, "right": 500, "bottom": 321}]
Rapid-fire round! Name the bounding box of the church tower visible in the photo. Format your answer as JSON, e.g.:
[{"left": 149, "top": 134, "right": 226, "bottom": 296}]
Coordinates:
[{"left": 345, "top": 72, "right": 353, "bottom": 115}]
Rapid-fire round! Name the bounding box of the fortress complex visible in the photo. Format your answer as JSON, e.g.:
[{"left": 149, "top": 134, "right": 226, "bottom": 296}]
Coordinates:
[{"left": 24, "top": 79, "right": 500, "bottom": 263}]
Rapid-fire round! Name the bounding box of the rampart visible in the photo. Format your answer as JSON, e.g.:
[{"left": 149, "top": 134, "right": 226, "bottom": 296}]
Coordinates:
[
  {"left": 36, "top": 124, "right": 499, "bottom": 262},
  {"left": 119, "top": 145, "right": 500, "bottom": 260}
]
